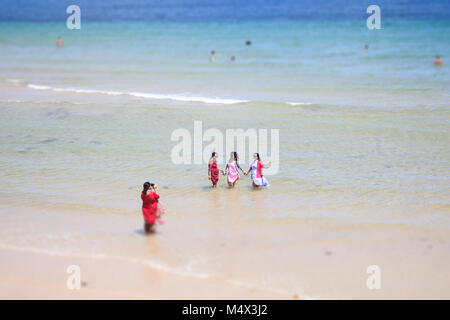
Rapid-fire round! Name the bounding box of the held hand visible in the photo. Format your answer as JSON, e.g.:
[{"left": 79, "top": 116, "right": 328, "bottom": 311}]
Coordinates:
[{"left": 208, "top": 176, "right": 211, "bottom": 180}]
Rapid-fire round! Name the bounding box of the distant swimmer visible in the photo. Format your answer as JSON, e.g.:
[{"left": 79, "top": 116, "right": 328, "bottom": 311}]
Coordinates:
[
  {"left": 231, "top": 56, "right": 236, "bottom": 62},
  {"left": 434, "top": 55, "right": 442, "bottom": 66},
  {"left": 364, "top": 44, "right": 369, "bottom": 50},
  {"left": 56, "top": 36, "right": 63, "bottom": 48},
  {"left": 209, "top": 50, "right": 216, "bottom": 62},
  {"left": 245, "top": 39, "right": 252, "bottom": 46}
]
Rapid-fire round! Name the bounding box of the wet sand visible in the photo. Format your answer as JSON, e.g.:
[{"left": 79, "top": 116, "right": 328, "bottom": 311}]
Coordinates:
[
  {"left": 1, "top": 204, "right": 449, "bottom": 299},
  {"left": 0, "top": 247, "right": 288, "bottom": 300}
]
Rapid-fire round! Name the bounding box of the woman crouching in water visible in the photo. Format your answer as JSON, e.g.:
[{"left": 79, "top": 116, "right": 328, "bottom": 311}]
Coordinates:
[
  {"left": 141, "top": 182, "right": 164, "bottom": 234},
  {"left": 246, "top": 153, "right": 270, "bottom": 188}
]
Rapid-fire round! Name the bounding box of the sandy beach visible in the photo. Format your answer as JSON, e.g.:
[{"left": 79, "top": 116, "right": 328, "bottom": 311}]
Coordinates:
[
  {"left": 1, "top": 203, "right": 449, "bottom": 299},
  {"left": 0, "top": 247, "right": 290, "bottom": 300}
]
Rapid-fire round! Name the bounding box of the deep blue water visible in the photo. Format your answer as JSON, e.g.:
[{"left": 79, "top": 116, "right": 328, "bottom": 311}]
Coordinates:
[
  {"left": 0, "top": 1, "right": 448, "bottom": 108},
  {"left": 2, "top": 0, "right": 450, "bottom": 22}
]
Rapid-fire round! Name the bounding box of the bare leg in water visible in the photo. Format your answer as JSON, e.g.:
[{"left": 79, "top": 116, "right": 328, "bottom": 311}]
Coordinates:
[
  {"left": 144, "top": 222, "right": 157, "bottom": 234},
  {"left": 228, "top": 180, "right": 238, "bottom": 188}
]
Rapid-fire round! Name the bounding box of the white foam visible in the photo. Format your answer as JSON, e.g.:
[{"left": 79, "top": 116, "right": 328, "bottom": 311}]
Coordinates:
[
  {"left": 26, "top": 83, "right": 249, "bottom": 105},
  {"left": 27, "top": 84, "right": 52, "bottom": 90},
  {"left": 0, "top": 243, "right": 210, "bottom": 280},
  {"left": 286, "top": 101, "right": 313, "bottom": 106},
  {"left": 0, "top": 243, "right": 317, "bottom": 299},
  {"left": 11, "top": 79, "right": 313, "bottom": 107},
  {"left": 0, "top": 99, "right": 25, "bottom": 103},
  {"left": 0, "top": 98, "right": 86, "bottom": 106}
]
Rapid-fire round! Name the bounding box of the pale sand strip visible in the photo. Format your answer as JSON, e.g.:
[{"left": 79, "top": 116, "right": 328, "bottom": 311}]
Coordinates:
[{"left": 0, "top": 247, "right": 290, "bottom": 300}]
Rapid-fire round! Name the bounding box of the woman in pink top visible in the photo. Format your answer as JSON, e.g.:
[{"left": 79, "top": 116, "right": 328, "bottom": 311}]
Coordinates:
[{"left": 225, "top": 152, "right": 245, "bottom": 188}]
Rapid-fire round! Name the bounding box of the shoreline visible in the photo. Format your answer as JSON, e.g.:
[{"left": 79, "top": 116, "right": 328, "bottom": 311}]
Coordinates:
[
  {"left": 0, "top": 246, "right": 291, "bottom": 300},
  {"left": 1, "top": 202, "right": 450, "bottom": 299}
]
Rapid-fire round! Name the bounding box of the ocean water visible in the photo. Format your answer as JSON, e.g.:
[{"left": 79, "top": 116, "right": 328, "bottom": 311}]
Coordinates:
[{"left": 0, "top": 1, "right": 449, "bottom": 298}]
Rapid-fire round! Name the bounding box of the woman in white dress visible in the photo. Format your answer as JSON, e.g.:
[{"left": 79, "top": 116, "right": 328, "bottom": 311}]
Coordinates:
[{"left": 245, "top": 153, "right": 270, "bottom": 188}]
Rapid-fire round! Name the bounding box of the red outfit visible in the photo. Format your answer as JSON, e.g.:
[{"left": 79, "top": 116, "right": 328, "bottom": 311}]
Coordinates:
[
  {"left": 141, "top": 191, "right": 160, "bottom": 224},
  {"left": 208, "top": 160, "right": 219, "bottom": 185},
  {"left": 256, "top": 160, "right": 264, "bottom": 178}
]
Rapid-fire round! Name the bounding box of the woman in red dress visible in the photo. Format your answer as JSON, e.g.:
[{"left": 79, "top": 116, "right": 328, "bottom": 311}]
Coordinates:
[
  {"left": 208, "top": 152, "right": 224, "bottom": 188},
  {"left": 141, "top": 182, "right": 160, "bottom": 233}
]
